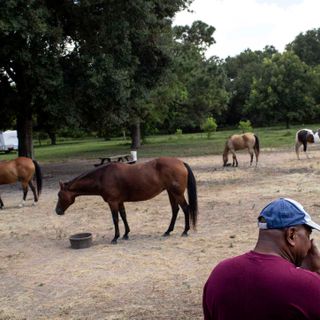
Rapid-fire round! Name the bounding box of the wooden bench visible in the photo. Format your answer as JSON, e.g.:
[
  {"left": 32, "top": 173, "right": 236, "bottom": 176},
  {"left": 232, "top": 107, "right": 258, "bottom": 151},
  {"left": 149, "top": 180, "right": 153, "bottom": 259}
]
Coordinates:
[{"left": 94, "top": 154, "right": 135, "bottom": 167}]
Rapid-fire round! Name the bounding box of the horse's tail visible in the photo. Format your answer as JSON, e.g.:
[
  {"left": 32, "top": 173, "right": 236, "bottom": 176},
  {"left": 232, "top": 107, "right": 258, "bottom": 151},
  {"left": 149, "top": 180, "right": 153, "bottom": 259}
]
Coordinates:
[
  {"left": 222, "top": 137, "right": 232, "bottom": 166},
  {"left": 32, "top": 160, "right": 43, "bottom": 197},
  {"left": 183, "top": 162, "right": 198, "bottom": 229},
  {"left": 254, "top": 134, "right": 260, "bottom": 154}
]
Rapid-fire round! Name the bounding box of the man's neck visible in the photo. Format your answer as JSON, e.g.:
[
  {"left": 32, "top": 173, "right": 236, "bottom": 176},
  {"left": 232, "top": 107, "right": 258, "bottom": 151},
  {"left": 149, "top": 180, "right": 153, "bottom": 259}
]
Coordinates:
[{"left": 253, "top": 230, "right": 295, "bottom": 264}]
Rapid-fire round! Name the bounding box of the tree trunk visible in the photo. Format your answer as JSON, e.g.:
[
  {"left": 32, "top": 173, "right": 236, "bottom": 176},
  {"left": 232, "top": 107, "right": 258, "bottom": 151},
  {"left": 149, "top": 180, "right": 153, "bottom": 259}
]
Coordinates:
[
  {"left": 286, "top": 117, "right": 290, "bottom": 129},
  {"left": 130, "top": 121, "right": 141, "bottom": 149},
  {"left": 48, "top": 132, "right": 56, "bottom": 145},
  {"left": 17, "top": 114, "right": 34, "bottom": 158}
]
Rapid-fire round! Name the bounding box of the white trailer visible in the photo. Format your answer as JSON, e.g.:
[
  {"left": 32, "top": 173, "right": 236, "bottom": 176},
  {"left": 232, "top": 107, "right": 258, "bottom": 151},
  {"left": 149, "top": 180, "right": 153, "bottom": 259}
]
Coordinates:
[{"left": 0, "top": 130, "right": 19, "bottom": 152}]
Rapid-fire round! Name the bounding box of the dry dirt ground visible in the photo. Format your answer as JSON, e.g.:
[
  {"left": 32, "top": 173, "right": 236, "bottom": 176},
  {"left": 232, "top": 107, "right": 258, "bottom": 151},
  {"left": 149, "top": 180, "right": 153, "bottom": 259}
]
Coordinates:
[{"left": 1, "top": 146, "right": 320, "bottom": 320}]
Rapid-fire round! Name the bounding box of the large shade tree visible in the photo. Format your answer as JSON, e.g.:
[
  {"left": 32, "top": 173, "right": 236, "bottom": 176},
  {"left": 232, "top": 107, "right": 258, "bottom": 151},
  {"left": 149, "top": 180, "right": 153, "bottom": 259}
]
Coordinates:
[
  {"left": 0, "top": 0, "right": 68, "bottom": 157},
  {"left": 53, "top": 0, "right": 194, "bottom": 149},
  {"left": 0, "top": 0, "right": 193, "bottom": 156}
]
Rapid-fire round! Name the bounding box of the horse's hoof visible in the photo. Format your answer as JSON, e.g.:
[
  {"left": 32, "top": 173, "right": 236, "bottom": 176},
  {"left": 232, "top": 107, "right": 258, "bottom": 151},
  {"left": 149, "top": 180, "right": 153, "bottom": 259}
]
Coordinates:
[
  {"left": 122, "top": 235, "right": 129, "bottom": 240},
  {"left": 111, "top": 239, "right": 118, "bottom": 244},
  {"left": 181, "top": 232, "right": 188, "bottom": 237},
  {"left": 162, "top": 232, "right": 170, "bottom": 237}
]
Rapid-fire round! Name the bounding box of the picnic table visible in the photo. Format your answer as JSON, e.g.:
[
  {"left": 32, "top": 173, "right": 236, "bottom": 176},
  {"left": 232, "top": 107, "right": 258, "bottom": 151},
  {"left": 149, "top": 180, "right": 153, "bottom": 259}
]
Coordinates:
[{"left": 94, "top": 154, "right": 135, "bottom": 167}]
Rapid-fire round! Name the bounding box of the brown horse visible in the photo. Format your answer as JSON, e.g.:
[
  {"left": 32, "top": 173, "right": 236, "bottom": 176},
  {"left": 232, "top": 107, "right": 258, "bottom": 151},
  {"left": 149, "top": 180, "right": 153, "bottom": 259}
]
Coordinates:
[
  {"left": 55, "top": 157, "right": 198, "bottom": 244},
  {"left": 0, "top": 157, "right": 42, "bottom": 208},
  {"left": 223, "top": 132, "right": 260, "bottom": 167}
]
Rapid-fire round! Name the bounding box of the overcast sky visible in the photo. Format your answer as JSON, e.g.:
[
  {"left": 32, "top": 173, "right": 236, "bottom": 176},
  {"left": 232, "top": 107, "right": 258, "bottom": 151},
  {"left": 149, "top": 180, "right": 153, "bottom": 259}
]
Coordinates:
[{"left": 174, "top": 0, "right": 320, "bottom": 59}]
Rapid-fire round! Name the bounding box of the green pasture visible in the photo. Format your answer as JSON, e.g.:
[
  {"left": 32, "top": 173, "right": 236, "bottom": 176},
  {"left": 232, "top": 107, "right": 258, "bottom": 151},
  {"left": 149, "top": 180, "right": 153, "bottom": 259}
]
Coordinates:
[{"left": 1, "top": 125, "right": 319, "bottom": 162}]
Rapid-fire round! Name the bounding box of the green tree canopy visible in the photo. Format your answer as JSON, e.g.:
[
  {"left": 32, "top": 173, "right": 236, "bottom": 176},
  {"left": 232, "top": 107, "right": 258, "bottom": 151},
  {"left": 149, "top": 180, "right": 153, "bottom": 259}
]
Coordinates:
[
  {"left": 222, "top": 46, "right": 278, "bottom": 125},
  {"left": 286, "top": 28, "right": 320, "bottom": 67},
  {"left": 0, "top": 0, "right": 68, "bottom": 156},
  {"left": 157, "top": 21, "right": 228, "bottom": 133},
  {"left": 245, "top": 51, "right": 319, "bottom": 128},
  {"left": 0, "top": 0, "right": 194, "bottom": 155}
]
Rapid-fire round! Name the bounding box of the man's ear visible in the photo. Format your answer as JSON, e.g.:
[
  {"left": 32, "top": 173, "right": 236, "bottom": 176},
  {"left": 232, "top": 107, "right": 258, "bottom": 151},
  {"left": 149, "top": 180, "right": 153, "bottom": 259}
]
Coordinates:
[{"left": 286, "top": 227, "right": 297, "bottom": 247}]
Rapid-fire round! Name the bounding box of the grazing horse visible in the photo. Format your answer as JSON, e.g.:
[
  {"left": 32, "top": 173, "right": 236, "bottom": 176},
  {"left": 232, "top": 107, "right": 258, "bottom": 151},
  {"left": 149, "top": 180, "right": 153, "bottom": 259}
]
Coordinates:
[
  {"left": 55, "top": 157, "right": 198, "bottom": 244},
  {"left": 295, "top": 128, "right": 320, "bottom": 159},
  {"left": 0, "top": 157, "right": 42, "bottom": 208},
  {"left": 223, "top": 132, "right": 260, "bottom": 167}
]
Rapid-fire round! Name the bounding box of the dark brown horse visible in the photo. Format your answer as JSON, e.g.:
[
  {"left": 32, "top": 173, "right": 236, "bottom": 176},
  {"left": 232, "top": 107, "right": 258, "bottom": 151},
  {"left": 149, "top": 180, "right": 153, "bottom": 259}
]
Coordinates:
[
  {"left": 55, "top": 157, "right": 198, "bottom": 244},
  {"left": 223, "top": 132, "right": 260, "bottom": 167},
  {"left": 0, "top": 157, "right": 42, "bottom": 208}
]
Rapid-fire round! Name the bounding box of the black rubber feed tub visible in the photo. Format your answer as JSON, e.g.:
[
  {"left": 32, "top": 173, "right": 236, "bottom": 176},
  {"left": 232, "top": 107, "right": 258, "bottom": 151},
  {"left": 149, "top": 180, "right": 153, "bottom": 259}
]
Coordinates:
[{"left": 69, "top": 232, "right": 92, "bottom": 249}]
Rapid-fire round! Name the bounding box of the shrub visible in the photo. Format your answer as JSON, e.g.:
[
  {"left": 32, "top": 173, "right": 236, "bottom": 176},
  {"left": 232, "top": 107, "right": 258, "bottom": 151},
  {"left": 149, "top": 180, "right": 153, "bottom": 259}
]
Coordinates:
[
  {"left": 238, "top": 120, "right": 253, "bottom": 133},
  {"left": 201, "top": 117, "right": 217, "bottom": 139},
  {"left": 175, "top": 128, "right": 183, "bottom": 136}
]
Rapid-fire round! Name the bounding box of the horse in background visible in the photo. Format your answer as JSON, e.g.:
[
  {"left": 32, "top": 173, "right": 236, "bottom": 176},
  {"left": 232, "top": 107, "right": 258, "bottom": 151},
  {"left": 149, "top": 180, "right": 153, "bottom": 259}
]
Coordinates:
[
  {"left": 55, "top": 157, "right": 198, "bottom": 244},
  {"left": 295, "top": 128, "right": 320, "bottom": 159},
  {"left": 0, "top": 157, "right": 42, "bottom": 208},
  {"left": 223, "top": 132, "right": 260, "bottom": 167}
]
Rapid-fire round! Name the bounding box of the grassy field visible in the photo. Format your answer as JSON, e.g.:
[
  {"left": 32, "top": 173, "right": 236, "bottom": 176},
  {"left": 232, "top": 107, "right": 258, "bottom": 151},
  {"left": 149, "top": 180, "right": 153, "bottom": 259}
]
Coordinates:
[{"left": 0, "top": 124, "right": 319, "bottom": 162}]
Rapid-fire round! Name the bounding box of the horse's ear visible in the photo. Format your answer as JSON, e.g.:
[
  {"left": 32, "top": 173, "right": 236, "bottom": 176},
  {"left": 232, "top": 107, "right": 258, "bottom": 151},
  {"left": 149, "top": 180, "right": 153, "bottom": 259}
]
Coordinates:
[{"left": 59, "top": 181, "right": 64, "bottom": 190}]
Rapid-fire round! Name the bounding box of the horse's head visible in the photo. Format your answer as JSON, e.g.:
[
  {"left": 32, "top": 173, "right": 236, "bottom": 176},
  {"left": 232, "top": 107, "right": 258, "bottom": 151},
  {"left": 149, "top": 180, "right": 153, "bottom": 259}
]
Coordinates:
[
  {"left": 55, "top": 181, "right": 75, "bottom": 215},
  {"left": 306, "top": 132, "right": 315, "bottom": 143}
]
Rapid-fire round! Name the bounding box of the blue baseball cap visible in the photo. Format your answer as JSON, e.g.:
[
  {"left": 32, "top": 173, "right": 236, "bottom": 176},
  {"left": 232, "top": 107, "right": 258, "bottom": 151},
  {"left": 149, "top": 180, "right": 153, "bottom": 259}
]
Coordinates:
[{"left": 258, "top": 198, "right": 320, "bottom": 231}]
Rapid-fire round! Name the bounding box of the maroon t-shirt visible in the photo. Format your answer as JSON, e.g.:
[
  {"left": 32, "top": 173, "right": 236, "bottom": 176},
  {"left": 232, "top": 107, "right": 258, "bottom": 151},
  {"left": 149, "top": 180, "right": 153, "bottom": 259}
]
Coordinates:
[{"left": 203, "top": 251, "right": 320, "bottom": 320}]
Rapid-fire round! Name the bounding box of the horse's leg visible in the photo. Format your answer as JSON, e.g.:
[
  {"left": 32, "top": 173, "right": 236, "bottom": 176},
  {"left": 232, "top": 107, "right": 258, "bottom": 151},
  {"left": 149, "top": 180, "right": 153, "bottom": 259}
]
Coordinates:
[
  {"left": 163, "top": 191, "right": 180, "bottom": 237},
  {"left": 303, "top": 141, "right": 310, "bottom": 159},
  {"left": 119, "top": 203, "right": 130, "bottom": 240},
  {"left": 109, "top": 203, "right": 120, "bottom": 244},
  {"left": 0, "top": 196, "right": 3, "bottom": 209},
  {"left": 230, "top": 149, "right": 238, "bottom": 167},
  {"left": 111, "top": 209, "right": 120, "bottom": 244},
  {"left": 28, "top": 180, "right": 38, "bottom": 205},
  {"left": 179, "top": 197, "right": 190, "bottom": 237},
  {"left": 19, "top": 182, "right": 28, "bottom": 207},
  {"left": 254, "top": 149, "right": 259, "bottom": 166},
  {"left": 248, "top": 148, "right": 254, "bottom": 166},
  {"left": 295, "top": 141, "right": 302, "bottom": 159}
]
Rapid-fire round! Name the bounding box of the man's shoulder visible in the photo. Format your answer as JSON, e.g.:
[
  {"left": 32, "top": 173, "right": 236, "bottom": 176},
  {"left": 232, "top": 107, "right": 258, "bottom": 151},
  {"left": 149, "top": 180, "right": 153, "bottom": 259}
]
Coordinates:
[
  {"left": 294, "top": 267, "right": 320, "bottom": 283},
  {"left": 213, "top": 252, "right": 252, "bottom": 271},
  {"left": 216, "top": 251, "right": 258, "bottom": 265}
]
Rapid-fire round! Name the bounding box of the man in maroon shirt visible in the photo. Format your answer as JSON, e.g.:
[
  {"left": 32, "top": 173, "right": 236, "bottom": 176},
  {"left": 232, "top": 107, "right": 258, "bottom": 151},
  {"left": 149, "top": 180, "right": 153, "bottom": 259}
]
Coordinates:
[{"left": 203, "top": 198, "right": 320, "bottom": 320}]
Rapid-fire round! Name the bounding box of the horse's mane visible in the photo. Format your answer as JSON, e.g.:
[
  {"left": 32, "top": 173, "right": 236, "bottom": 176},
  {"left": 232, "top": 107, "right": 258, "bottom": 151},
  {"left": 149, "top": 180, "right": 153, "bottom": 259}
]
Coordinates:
[{"left": 65, "top": 163, "right": 112, "bottom": 188}]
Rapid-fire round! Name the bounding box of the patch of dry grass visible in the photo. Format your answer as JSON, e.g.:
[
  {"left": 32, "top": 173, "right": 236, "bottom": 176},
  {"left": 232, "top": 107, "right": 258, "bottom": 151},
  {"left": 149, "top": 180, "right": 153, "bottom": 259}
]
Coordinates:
[{"left": 1, "top": 150, "right": 320, "bottom": 319}]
